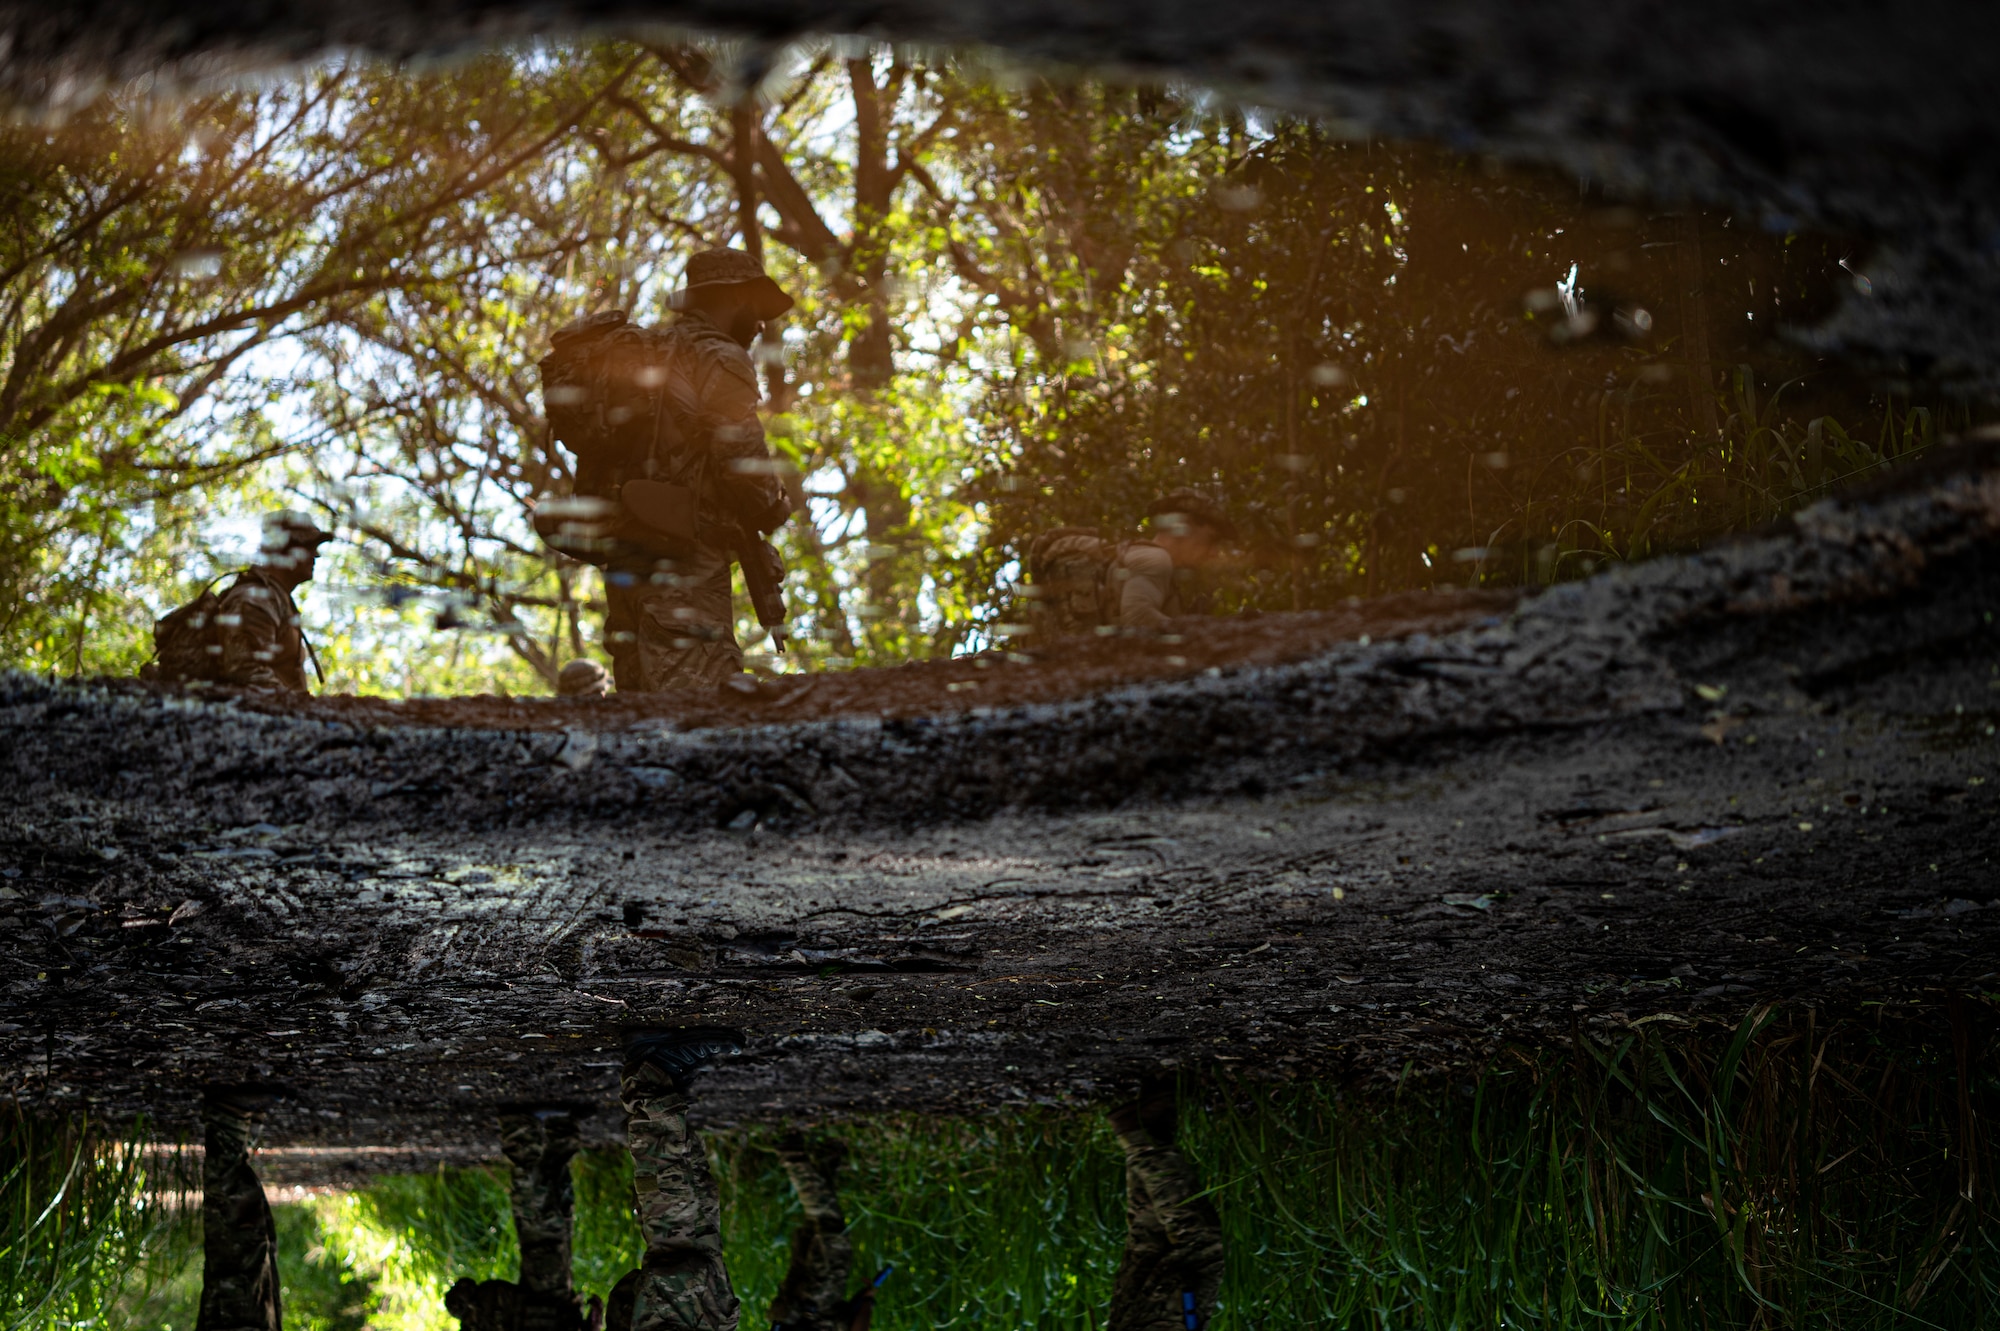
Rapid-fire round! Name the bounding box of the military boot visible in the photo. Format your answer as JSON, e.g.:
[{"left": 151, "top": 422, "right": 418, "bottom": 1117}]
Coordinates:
[
  {"left": 202, "top": 1082, "right": 295, "bottom": 1120},
  {"left": 1136, "top": 1075, "right": 1179, "bottom": 1146},
  {"left": 622, "top": 1027, "right": 743, "bottom": 1094}
]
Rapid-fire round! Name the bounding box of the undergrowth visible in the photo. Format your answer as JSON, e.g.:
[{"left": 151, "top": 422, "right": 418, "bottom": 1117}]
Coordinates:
[
  {"left": 1525, "top": 380, "right": 1957, "bottom": 585},
  {"left": 5, "top": 1002, "right": 1993, "bottom": 1330}
]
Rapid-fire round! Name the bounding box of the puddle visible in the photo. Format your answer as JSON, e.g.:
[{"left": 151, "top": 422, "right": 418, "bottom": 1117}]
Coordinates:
[{"left": 0, "top": 41, "right": 1983, "bottom": 696}]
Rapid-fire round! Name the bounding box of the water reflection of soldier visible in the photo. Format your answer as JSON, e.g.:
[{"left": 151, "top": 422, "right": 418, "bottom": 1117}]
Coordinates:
[
  {"left": 604, "top": 1029, "right": 745, "bottom": 1331},
  {"left": 445, "top": 1109, "right": 598, "bottom": 1331},
  {"left": 1106, "top": 1081, "right": 1224, "bottom": 1331},
  {"left": 545, "top": 248, "right": 797, "bottom": 695},
  {"left": 143, "top": 512, "right": 334, "bottom": 693},
  {"left": 1027, "top": 491, "right": 1235, "bottom": 636},
  {"left": 197, "top": 1085, "right": 286, "bottom": 1331},
  {"left": 768, "top": 1134, "right": 875, "bottom": 1331}
]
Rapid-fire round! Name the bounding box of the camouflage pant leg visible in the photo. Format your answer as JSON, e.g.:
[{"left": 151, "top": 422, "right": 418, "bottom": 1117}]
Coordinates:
[
  {"left": 603, "top": 547, "right": 741, "bottom": 694},
  {"left": 499, "top": 1112, "right": 580, "bottom": 1303},
  {"left": 621, "top": 1078, "right": 739, "bottom": 1331},
  {"left": 196, "top": 1107, "right": 281, "bottom": 1331},
  {"left": 767, "top": 1141, "right": 853, "bottom": 1331},
  {"left": 1106, "top": 1126, "right": 1224, "bottom": 1331}
]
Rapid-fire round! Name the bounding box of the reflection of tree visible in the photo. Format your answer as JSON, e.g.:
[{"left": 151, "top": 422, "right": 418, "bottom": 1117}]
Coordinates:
[
  {"left": 0, "top": 51, "right": 1974, "bottom": 687},
  {"left": 0, "top": 55, "right": 639, "bottom": 681},
  {"left": 981, "top": 129, "right": 1970, "bottom": 609}
]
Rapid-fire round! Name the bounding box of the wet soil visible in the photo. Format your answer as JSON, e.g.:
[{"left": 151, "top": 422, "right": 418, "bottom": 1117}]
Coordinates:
[{"left": 3, "top": 445, "right": 1998, "bottom": 1181}]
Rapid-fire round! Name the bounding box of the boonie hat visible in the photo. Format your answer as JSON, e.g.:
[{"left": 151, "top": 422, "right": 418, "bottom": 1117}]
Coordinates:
[
  {"left": 262, "top": 510, "right": 337, "bottom": 552},
  {"left": 680, "top": 247, "right": 795, "bottom": 320}
]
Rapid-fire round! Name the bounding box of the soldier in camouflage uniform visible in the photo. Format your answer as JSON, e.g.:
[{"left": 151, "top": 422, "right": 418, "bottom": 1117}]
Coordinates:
[
  {"left": 1026, "top": 490, "right": 1234, "bottom": 637},
  {"left": 144, "top": 511, "right": 334, "bottom": 693},
  {"left": 1106, "top": 1081, "right": 1225, "bottom": 1331},
  {"left": 445, "top": 1109, "right": 595, "bottom": 1331},
  {"left": 767, "top": 1134, "right": 859, "bottom": 1331},
  {"left": 197, "top": 1086, "right": 285, "bottom": 1331},
  {"left": 596, "top": 249, "right": 796, "bottom": 694},
  {"left": 604, "top": 1029, "right": 745, "bottom": 1331}
]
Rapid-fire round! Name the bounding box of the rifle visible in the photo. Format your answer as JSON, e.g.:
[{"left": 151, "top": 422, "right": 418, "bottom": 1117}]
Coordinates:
[{"left": 712, "top": 521, "right": 790, "bottom": 650}]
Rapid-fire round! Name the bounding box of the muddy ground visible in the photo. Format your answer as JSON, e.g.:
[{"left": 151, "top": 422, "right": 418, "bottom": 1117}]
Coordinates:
[{"left": 2, "top": 443, "right": 1997, "bottom": 1182}]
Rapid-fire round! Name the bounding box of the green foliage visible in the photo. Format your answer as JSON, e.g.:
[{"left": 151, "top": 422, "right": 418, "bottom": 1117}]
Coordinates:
[
  {"left": 569, "top": 1148, "right": 642, "bottom": 1304},
  {"left": 976, "top": 128, "right": 1981, "bottom": 610},
  {"left": 0, "top": 1112, "right": 195, "bottom": 1331},
  {"left": 1184, "top": 1006, "right": 1998, "bottom": 1328},
  {"left": 271, "top": 1204, "right": 376, "bottom": 1331},
  {"left": 307, "top": 1167, "right": 516, "bottom": 1330},
  {"left": 712, "top": 1114, "right": 1127, "bottom": 1329}
]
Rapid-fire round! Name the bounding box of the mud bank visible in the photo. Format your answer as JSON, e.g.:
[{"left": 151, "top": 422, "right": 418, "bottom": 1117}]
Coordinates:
[{"left": 0, "top": 442, "right": 1996, "bottom": 1175}]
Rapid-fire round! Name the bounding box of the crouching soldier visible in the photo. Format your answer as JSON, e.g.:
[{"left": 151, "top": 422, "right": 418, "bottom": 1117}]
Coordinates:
[
  {"left": 1025, "top": 490, "right": 1235, "bottom": 637},
  {"left": 142, "top": 511, "right": 334, "bottom": 693},
  {"left": 1106, "top": 1080, "right": 1225, "bottom": 1331}
]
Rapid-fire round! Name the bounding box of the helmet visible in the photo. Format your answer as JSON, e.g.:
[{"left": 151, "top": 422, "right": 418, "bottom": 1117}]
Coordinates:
[{"left": 557, "top": 659, "right": 610, "bottom": 698}]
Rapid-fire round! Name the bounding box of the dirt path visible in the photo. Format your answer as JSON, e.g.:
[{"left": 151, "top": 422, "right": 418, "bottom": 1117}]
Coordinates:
[{"left": 3, "top": 446, "right": 1997, "bottom": 1179}]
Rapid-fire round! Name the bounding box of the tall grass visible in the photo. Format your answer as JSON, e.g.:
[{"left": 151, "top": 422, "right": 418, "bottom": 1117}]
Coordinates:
[
  {"left": 1524, "top": 378, "right": 1959, "bottom": 585},
  {"left": 713, "top": 1113, "right": 1127, "bottom": 1330},
  {"left": 13, "top": 1005, "right": 1995, "bottom": 1330},
  {"left": 1187, "top": 1004, "right": 1997, "bottom": 1328},
  {"left": 0, "top": 1110, "right": 196, "bottom": 1331}
]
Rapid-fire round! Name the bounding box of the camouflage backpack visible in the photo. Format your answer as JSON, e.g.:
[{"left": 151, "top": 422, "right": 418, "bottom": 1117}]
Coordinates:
[
  {"left": 1027, "top": 527, "right": 1120, "bottom": 632},
  {"left": 540, "top": 311, "right": 701, "bottom": 484},
  {"left": 537, "top": 309, "right": 707, "bottom": 562},
  {"left": 140, "top": 573, "right": 235, "bottom": 683}
]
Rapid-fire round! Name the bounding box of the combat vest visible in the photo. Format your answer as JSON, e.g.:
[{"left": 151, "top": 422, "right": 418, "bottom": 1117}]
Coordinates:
[{"left": 142, "top": 568, "right": 314, "bottom": 690}]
